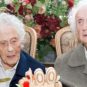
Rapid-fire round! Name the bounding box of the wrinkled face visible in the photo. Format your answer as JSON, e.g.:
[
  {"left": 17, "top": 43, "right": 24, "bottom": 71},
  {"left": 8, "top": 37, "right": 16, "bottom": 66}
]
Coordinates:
[
  {"left": 0, "top": 25, "right": 21, "bottom": 69},
  {"left": 76, "top": 5, "right": 87, "bottom": 46}
]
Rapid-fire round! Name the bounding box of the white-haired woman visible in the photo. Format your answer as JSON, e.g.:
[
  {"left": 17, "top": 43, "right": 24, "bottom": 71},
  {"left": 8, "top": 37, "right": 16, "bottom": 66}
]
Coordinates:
[
  {"left": 0, "top": 13, "right": 45, "bottom": 87},
  {"left": 55, "top": 0, "right": 87, "bottom": 87}
]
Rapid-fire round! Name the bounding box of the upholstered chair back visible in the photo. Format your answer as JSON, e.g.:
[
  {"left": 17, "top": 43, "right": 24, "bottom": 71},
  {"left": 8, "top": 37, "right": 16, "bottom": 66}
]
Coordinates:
[
  {"left": 23, "top": 26, "right": 37, "bottom": 58},
  {"left": 55, "top": 26, "right": 78, "bottom": 57}
]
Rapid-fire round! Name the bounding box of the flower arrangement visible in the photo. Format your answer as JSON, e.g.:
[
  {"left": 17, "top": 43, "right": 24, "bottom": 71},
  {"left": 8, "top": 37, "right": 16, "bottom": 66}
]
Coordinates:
[{"left": 0, "top": 0, "right": 74, "bottom": 61}]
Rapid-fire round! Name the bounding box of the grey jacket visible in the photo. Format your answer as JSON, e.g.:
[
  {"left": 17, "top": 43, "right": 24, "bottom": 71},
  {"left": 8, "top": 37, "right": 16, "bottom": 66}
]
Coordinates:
[{"left": 54, "top": 44, "right": 87, "bottom": 87}]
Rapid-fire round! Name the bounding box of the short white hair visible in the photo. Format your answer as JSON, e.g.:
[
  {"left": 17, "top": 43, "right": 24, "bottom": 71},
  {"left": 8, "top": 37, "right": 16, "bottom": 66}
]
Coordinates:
[
  {"left": 0, "top": 13, "right": 26, "bottom": 44},
  {"left": 68, "top": 0, "right": 87, "bottom": 34}
]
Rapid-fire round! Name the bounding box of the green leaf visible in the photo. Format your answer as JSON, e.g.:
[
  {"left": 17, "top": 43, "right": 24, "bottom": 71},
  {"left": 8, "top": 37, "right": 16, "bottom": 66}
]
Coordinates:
[
  {"left": 26, "top": 20, "right": 35, "bottom": 27},
  {"left": 26, "top": 4, "right": 32, "bottom": 9},
  {"left": 16, "top": 84, "right": 21, "bottom": 87},
  {"left": 13, "top": 0, "right": 18, "bottom": 3},
  {"left": 0, "top": 0, "right": 6, "bottom": 7},
  {"left": 32, "top": 5, "right": 39, "bottom": 15},
  {"left": 37, "top": 44, "right": 54, "bottom": 60},
  {"left": 38, "top": 0, "right": 45, "bottom": 3},
  {"left": 15, "top": 3, "right": 20, "bottom": 13}
]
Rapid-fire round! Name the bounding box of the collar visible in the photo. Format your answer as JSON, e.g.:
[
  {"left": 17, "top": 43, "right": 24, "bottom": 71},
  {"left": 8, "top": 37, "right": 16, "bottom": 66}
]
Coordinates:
[
  {"left": 68, "top": 44, "right": 86, "bottom": 67},
  {"left": 84, "top": 47, "right": 87, "bottom": 60}
]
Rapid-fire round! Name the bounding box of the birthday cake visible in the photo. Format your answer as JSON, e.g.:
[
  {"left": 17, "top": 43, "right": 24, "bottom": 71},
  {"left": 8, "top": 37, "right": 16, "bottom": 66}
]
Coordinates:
[{"left": 16, "top": 67, "right": 62, "bottom": 87}]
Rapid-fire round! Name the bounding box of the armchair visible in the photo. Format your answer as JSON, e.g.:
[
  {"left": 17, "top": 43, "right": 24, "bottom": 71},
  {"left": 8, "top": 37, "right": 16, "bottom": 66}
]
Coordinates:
[
  {"left": 23, "top": 26, "right": 37, "bottom": 58},
  {"left": 55, "top": 26, "right": 78, "bottom": 57}
]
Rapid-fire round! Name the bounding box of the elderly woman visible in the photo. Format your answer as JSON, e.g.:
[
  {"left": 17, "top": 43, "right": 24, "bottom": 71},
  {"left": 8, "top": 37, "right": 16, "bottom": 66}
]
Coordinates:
[
  {"left": 0, "top": 13, "right": 45, "bottom": 87},
  {"left": 54, "top": 0, "right": 87, "bottom": 87}
]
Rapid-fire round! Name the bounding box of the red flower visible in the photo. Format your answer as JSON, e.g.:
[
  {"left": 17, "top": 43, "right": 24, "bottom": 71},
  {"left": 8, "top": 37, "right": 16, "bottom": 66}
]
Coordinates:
[
  {"left": 6, "top": 4, "right": 15, "bottom": 14},
  {"left": 23, "top": 81, "right": 30, "bottom": 87},
  {"left": 34, "top": 14, "right": 61, "bottom": 38},
  {"left": 40, "top": 29, "right": 51, "bottom": 38},
  {"left": 68, "top": 0, "right": 74, "bottom": 8},
  {"left": 30, "top": 0, "right": 36, "bottom": 6},
  {"left": 18, "top": 5, "right": 24, "bottom": 15},
  {"left": 34, "top": 14, "right": 47, "bottom": 25},
  {"left": 24, "top": 0, "right": 31, "bottom": 4},
  {"left": 46, "top": 16, "right": 61, "bottom": 32}
]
